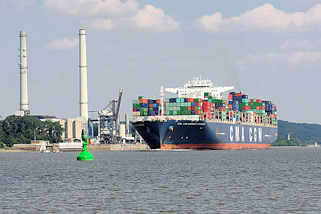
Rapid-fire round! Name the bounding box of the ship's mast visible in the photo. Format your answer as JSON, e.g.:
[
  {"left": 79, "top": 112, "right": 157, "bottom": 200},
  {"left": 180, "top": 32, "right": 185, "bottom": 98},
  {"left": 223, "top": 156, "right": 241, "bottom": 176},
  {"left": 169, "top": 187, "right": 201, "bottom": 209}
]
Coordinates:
[{"left": 160, "top": 86, "right": 164, "bottom": 116}]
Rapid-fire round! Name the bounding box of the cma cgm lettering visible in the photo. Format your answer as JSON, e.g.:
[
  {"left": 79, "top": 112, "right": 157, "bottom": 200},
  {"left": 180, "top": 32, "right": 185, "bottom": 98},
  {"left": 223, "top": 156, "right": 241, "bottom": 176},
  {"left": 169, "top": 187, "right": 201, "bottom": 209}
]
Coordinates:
[
  {"left": 229, "top": 126, "right": 263, "bottom": 143},
  {"left": 132, "top": 78, "right": 278, "bottom": 150}
]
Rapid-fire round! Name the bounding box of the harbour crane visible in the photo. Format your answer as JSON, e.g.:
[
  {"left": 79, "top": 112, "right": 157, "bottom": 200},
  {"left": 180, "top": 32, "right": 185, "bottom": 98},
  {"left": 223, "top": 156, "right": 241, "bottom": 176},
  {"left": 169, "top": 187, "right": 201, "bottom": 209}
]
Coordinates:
[{"left": 98, "top": 88, "right": 123, "bottom": 144}]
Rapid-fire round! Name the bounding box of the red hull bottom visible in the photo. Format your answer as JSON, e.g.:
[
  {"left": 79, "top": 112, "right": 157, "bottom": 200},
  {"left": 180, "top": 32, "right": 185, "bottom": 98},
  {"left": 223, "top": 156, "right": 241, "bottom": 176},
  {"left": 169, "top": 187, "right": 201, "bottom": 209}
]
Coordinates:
[{"left": 161, "top": 143, "right": 271, "bottom": 150}]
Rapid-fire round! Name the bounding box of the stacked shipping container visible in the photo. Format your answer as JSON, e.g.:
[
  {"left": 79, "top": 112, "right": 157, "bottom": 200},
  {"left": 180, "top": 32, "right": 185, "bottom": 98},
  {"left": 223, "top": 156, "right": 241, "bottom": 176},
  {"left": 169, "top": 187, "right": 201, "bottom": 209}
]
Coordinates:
[
  {"left": 132, "top": 97, "right": 160, "bottom": 116},
  {"left": 165, "top": 98, "right": 203, "bottom": 116},
  {"left": 132, "top": 92, "right": 278, "bottom": 126}
]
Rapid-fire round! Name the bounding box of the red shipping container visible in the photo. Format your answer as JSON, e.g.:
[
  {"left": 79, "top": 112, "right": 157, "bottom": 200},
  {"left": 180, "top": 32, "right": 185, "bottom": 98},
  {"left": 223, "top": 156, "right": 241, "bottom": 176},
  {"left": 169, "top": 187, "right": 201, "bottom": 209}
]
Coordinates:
[
  {"left": 192, "top": 106, "right": 195, "bottom": 110},
  {"left": 250, "top": 99, "right": 254, "bottom": 103},
  {"left": 133, "top": 108, "right": 136, "bottom": 112}
]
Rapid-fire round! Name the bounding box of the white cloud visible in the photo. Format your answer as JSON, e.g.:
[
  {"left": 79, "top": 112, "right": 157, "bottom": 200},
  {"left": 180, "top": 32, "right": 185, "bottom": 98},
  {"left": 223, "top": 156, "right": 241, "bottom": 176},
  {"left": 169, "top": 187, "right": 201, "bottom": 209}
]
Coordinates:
[
  {"left": 197, "top": 3, "right": 321, "bottom": 32},
  {"left": 91, "top": 19, "right": 114, "bottom": 30},
  {"left": 287, "top": 51, "right": 321, "bottom": 65},
  {"left": 46, "top": 37, "right": 77, "bottom": 50},
  {"left": 281, "top": 39, "right": 321, "bottom": 51},
  {"left": 132, "top": 5, "right": 179, "bottom": 32},
  {"left": 44, "top": 0, "right": 178, "bottom": 32},
  {"left": 239, "top": 51, "right": 321, "bottom": 66},
  {"left": 0, "top": 0, "right": 37, "bottom": 9},
  {"left": 44, "top": 0, "right": 138, "bottom": 16}
]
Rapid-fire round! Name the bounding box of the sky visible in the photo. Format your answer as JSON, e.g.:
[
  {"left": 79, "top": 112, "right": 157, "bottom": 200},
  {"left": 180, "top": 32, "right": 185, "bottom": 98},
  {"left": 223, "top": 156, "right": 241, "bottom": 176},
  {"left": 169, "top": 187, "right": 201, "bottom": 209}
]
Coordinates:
[{"left": 1, "top": 0, "right": 321, "bottom": 123}]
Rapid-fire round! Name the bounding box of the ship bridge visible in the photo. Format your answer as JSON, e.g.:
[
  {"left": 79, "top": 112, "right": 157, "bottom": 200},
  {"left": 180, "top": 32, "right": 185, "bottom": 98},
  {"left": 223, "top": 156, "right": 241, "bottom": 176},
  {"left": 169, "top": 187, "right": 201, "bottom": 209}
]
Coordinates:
[{"left": 165, "top": 77, "right": 234, "bottom": 99}]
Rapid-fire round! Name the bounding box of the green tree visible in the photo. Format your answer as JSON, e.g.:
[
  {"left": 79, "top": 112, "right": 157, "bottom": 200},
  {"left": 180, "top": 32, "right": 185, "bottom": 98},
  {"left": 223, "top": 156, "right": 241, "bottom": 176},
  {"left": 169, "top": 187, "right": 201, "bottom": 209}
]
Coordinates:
[
  {"left": 0, "top": 115, "right": 63, "bottom": 147},
  {"left": 0, "top": 120, "right": 5, "bottom": 147},
  {"left": 272, "top": 136, "right": 303, "bottom": 146}
]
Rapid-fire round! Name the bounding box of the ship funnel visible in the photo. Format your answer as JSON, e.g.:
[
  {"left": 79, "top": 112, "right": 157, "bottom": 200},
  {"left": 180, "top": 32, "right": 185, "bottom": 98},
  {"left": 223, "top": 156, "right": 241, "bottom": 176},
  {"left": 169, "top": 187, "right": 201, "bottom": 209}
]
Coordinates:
[
  {"left": 79, "top": 29, "right": 88, "bottom": 127},
  {"left": 19, "top": 31, "right": 30, "bottom": 115}
]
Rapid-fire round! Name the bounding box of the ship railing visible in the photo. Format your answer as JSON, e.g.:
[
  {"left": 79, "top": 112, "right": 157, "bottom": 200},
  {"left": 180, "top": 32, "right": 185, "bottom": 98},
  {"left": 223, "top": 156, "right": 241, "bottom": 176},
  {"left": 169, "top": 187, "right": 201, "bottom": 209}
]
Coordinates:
[
  {"left": 206, "top": 118, "right": 277, "bottom": 128},
  {"left": 132, "top": 115, "right": 201, "bottom": 122}
]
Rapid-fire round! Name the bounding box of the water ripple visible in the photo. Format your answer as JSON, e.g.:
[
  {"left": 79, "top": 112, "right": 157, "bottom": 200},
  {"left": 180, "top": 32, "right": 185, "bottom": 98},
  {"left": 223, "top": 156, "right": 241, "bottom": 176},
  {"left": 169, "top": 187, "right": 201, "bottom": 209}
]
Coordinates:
[{"left": 1, "top": 148, "right": 321, "bottom": 213}]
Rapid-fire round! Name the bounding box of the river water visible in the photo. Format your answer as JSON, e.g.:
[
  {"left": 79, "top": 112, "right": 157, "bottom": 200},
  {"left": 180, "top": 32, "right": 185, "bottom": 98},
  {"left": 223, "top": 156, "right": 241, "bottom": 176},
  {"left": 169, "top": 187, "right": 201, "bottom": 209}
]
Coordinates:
[{"left": 1, "top": 148, "right": 321, "bottom": 213}]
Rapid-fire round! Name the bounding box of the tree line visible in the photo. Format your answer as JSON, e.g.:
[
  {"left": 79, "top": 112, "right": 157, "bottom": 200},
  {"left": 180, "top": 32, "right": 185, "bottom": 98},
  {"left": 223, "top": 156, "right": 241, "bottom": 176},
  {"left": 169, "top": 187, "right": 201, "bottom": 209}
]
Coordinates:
[
  {"left": 0, "top": 115, "right": 63, "bottom": 148},
  {"left": 274, "top": 120, "right": 321, "bottom": 146}
]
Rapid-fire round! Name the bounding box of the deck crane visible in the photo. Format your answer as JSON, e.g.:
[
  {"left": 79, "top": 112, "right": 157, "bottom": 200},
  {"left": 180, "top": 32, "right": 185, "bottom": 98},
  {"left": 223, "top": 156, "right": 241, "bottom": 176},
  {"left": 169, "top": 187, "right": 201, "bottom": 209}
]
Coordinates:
[{"left": 98, "top": 88, "right": 123, "bottom": 144}]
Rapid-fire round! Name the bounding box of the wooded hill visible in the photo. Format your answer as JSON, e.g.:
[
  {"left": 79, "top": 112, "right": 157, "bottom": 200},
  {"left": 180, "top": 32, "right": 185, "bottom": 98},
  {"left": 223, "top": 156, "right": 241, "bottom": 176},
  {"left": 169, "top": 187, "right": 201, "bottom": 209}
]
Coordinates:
[{"left": 278, "top": 120, "right": 321, "bottom": 145}]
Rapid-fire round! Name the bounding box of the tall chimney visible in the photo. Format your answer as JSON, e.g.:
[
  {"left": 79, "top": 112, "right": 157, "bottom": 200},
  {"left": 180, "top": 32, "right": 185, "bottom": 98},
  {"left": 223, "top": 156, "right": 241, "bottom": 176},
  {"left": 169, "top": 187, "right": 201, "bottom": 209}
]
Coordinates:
[
  {"left": 19, "top": 31, "right": 30, "bottom": 115},
  {"left": 79, "top": 29, "right": 88, "bottom": 126}
]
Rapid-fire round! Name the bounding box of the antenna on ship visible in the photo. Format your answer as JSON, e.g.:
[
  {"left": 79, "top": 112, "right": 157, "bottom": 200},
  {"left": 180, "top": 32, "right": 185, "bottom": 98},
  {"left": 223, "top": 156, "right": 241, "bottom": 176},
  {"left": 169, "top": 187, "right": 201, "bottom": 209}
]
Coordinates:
[{"left": 160, "top": 86, "right": 164, "bottom": 116}]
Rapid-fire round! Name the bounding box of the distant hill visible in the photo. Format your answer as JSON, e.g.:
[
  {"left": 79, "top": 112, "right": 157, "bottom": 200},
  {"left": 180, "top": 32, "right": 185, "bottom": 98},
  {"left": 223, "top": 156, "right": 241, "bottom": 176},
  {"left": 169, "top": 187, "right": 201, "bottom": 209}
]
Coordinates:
[{"left": 278, "top": 120, "right": 321, "bottom": 144}]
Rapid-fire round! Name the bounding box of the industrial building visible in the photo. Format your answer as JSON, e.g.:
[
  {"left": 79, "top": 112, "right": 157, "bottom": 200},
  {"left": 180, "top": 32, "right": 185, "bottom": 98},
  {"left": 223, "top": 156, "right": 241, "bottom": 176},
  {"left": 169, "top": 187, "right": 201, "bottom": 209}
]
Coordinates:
[{"left": 33, "top": 115, "right": 83, "bottom": 141}]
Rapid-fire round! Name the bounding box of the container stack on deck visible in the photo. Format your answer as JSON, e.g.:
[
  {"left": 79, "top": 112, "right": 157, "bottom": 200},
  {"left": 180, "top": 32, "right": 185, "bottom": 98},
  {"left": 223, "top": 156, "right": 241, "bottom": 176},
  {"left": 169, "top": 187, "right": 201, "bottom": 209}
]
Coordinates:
[
  {"left": 132, "top": 92, "right": 278, "bottom": 126},
  {"left": 165, "top": 98, "right": 203, "bottom": 116},
  {"left": 132, "top": 97, "right": 160, "bottom": 116}
]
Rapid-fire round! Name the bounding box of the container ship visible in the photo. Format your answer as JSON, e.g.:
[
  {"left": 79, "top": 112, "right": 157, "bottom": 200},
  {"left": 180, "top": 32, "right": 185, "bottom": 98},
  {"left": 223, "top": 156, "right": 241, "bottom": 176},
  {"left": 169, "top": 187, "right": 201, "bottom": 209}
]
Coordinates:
[{"left": 132, "top": 78, "right": 278, "bottom": 150}]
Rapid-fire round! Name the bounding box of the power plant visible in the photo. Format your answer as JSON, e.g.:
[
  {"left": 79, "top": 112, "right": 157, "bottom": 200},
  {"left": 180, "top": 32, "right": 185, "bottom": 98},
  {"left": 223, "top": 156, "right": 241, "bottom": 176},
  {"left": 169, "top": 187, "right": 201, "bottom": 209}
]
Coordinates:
[
  {"left": 13, "top": 29, "right": 141, "bottom": 145},
  {"left": 19, "top": 31, "right": 30, "bottom": 115}
]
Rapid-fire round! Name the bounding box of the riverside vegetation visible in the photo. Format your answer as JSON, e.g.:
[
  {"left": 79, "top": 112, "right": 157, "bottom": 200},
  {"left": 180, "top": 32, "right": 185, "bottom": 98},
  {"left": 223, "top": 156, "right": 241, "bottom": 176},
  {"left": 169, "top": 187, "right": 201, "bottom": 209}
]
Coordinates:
[
  {"left": 0, "top": 115, "right": 63, "bottom": 148},
  {"left": 272, "top": 120, "right": 321, "bottom": 146},
  {"left": 0, "top": 116, "right": 320, "bottom": 148}
]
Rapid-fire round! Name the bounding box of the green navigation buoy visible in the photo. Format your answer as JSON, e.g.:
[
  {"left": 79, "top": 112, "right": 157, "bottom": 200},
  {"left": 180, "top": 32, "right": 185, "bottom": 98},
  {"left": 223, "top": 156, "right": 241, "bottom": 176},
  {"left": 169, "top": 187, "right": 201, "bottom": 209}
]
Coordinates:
[{"left": 77, "top": 131, "right": 94, "bottom": 161}]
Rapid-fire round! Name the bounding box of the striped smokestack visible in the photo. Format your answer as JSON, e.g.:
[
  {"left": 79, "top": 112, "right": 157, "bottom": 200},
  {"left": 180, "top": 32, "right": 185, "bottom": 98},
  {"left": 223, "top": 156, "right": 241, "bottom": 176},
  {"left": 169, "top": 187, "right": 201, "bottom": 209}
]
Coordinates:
[
  {"left": 79, "top": 29, "right": 88, "bottom": 125},
  {"left": 19, "top": 31, "right": 30, "bottom": 114}
]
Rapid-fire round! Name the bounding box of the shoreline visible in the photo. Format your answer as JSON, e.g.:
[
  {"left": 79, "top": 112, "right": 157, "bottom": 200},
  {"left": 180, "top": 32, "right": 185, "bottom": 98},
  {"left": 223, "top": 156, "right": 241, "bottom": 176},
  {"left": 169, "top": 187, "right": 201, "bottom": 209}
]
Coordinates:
[
  {"left": 0, "top": 149, "right": 34, "bottom": 153},
  {"left": 0, "top": 145, "right": 317, "bottom": 153}
]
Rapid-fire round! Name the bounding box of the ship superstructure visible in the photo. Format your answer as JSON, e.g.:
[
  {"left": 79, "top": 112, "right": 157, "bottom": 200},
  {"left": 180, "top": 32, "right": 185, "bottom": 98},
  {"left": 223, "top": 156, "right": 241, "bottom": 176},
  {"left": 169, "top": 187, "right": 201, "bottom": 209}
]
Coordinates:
[{"left": 165, "top": 77, "right": 234, "bottom": 99}]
